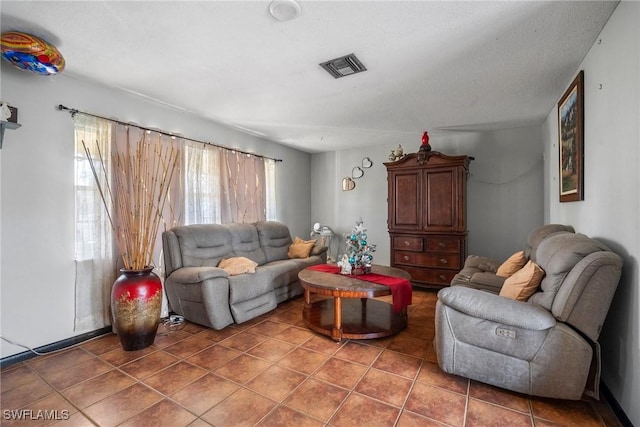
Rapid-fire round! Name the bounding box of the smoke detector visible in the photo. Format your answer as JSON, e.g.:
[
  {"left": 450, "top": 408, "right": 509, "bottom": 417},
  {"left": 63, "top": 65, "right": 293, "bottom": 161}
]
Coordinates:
[
  {"left": 319, "top": 53, "right": 367, "bottom": 79},
  {"left": 268, "top": 0, "right": 301, "bottom": 21}
]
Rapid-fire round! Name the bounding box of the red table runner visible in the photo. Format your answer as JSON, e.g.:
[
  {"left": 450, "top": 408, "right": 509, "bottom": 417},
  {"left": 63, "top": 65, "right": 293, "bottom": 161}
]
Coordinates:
[{"left": 306, "top": 264, "right": 412, "bottom": 313}]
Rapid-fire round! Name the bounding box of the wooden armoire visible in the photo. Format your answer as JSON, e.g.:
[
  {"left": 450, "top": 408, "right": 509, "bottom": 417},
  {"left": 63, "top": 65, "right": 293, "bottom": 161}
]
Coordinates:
[{"left": 384, "top": 150, "right": 472, "bottom": 288}]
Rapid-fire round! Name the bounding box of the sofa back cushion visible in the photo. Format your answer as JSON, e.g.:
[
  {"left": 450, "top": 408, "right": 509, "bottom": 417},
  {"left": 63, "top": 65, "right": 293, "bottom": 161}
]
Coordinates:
[
  {"left": 530, "top": 232, "right": 622, "bottom": 341},
  {"left": 525, "top": 224, "right": 575, "bottom": 262},
  {"left": 225, "top": 223, "right": 267, "bottom": 265},
  {"left": 256, "top": 221, "right": 292, "bottom": 263},
  {"left": 172, "top": 224, "right": 233, "bottom": 268}
]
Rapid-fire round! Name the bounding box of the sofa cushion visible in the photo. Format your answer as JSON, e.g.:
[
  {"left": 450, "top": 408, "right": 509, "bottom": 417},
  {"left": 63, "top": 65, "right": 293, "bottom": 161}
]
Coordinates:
[
  {"left": 219, "top": 257, "right": 258, "bottom": 275},
  {"left": 259, "top": 260, "right": 300, "bottom": 291},
  {"left": 225, "top": 223, "right": 268, "bottom": 265},
  {"left": 526, "top": 224, "right": 575, "bottom": 263},
  {"left": 256, "top": 221, "right": 293, "bottom": 262},
  {"left": 529, "top": 233, "right": 612, "bottom": 310},
  {"left": 500, "top": 260, "right": 544, "bottom": 301},
  {"left": 496, "top": 251, "right": 527, "bottom": 278},
  {"left": 288, "top": 237, "right": 317, "bottom": 259},
  {"left": 228, "top": 269, "right": 274, "bottom": 304},
  {"left": 173, "top": 224, "right": 233, "bottom": 267}
]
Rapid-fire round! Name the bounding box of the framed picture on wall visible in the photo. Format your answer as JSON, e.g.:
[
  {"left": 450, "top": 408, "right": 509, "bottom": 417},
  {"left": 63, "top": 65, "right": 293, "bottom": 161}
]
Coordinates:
[{"left": 558, "top": 70, "right": 584, "bottom": 202}]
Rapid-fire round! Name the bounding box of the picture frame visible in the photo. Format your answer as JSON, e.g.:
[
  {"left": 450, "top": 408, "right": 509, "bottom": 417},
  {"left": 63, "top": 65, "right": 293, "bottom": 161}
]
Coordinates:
[{"left": 558, "top": 70, "right": 584, "bottom": 202}]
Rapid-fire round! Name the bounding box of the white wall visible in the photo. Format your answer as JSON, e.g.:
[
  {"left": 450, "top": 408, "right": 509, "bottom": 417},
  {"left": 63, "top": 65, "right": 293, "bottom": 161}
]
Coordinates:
[
  {"left": 310, "top": 126, "right": 544, "bottom": 268},
  {"left": 0, "top": 68, "right": 312, "bottom": 358},
  {"left": 541, "top": 2, "right": 639, "bottom": 424}
]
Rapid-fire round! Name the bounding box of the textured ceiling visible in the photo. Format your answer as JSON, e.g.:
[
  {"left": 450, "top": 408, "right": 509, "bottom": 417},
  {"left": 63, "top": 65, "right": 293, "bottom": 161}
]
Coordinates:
[{"left": 1, "top": 1, "right": 618, "bottom": 152}]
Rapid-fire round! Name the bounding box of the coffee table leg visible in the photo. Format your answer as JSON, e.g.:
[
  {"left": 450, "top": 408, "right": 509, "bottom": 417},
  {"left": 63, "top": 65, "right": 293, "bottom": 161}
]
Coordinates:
[
  {"left": 332, "top": 296, "right": 342, "bottom": 341},
  {"left": 304, "top": 288, "right": 310, "bottom": 306}
]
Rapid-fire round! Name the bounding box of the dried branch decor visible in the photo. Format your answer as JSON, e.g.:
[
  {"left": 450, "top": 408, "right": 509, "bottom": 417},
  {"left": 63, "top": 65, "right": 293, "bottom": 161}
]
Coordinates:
[{"left": 83, "top": 134, "right": 180, "bottom": 270}]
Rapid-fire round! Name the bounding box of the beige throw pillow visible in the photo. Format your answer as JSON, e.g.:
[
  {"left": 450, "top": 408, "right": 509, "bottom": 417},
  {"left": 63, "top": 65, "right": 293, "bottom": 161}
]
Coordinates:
[
  {"left": 218, "top": 257, "right": 258, "bottom": 275},
  {"left": 496, "top": 250, "right": 528, "bottom": 278},
  {"left": 288, "top": 237, "right": 316, "bottom": 259},
  {"left": 499, "top": 260, "right": 545, "bottom": 301}
]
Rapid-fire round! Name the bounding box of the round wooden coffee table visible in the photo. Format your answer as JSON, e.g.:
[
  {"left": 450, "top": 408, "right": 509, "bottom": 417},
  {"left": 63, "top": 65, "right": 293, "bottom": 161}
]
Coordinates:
[{"left": 299, "top": 265, "right": 410, "bottom": 342}]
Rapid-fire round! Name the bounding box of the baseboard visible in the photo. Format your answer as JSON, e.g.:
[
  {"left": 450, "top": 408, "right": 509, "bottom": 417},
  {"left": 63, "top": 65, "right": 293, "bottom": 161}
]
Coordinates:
[
  {"left": 0, "top": 326, "right": 112, "bottom": 369},
  {"left": 601, "top": 380, "right": 634, "bottom": 427}
]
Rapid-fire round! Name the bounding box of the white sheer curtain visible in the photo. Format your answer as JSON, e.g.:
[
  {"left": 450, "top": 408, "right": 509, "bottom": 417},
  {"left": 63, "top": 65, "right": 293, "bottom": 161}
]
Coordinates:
[
  {"left": 184, "top": 140, "right": 222, "bottom": 225},
  {"left": 265, "top": 159, "right": 277, "bottom": 220},
  {"left": 74, "top": 115, "right": 115, "bottom": 331}
]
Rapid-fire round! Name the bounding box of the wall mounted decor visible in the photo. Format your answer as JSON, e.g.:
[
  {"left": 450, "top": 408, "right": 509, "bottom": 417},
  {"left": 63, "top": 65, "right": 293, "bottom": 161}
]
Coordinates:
[
  {"left": 341, "top": 157, "right": 373, "bottom": 191},
  {"left": 0, "top": 102, "right": 20, "bottom": 149},
  {"left": 342, "top": 177, "right": 356, "bottom": 191},
  {"left": 558, "top": 70, "right": 584, "bottom": 202},
  {"left": 1, "top": 31, "right": 65, "bottom": 75}
]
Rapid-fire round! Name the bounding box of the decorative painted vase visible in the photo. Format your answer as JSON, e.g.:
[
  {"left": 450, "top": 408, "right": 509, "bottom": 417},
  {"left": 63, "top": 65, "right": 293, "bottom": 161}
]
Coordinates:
[{"left": 111, "top": 267, "right": 162, "bottom": 351}]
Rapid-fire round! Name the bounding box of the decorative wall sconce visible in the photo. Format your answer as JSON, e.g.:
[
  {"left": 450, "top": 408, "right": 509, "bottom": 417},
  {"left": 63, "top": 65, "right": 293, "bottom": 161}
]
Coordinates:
[{"left": 342, "top": 157, "right": 373, "bottom": 191}]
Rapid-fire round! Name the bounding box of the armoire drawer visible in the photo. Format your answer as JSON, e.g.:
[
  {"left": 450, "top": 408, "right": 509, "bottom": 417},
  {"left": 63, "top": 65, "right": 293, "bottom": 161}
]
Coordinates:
[
  {"left": 393, "top": 251, "right": 460, "bottom": 269},
  {"left": 392, "top": 236, "right": 423, "bottom": 251},
  {"left": 424, "top": 236, "right": 461, "bottom": 253}
]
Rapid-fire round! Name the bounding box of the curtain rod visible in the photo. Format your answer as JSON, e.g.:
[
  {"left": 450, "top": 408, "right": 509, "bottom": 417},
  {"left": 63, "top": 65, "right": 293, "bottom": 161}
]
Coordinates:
[{"left": 57, "top": 104, "right": 283, "bottom": 163}]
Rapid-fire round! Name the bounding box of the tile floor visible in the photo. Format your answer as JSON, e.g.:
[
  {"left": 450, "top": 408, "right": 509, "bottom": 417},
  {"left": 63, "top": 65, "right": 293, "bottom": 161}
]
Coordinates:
[{"left": 0, "top": 290, "right": 622, "bottom": 426}]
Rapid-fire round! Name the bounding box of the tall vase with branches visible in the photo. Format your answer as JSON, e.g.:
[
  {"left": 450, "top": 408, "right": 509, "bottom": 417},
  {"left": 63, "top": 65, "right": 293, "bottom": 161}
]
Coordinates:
[{"left": 83, "top": 131, "right": 180, "bottom": 350}]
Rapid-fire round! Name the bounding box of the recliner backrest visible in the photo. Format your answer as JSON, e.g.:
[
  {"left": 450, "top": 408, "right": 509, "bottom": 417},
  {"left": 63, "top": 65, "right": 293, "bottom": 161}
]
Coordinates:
[
  {"left": 525, "top": 224, "right": 575, "bottom": 262},
  {"left": 528, "top": 233, "right": 623, "bottom": 341},
  {"left": 170, "top": 224, "right": 233, "bottom": 269},
  {"left": 226, "top": 223, "right": 268, "bottom": 265},
  {"left": 256, "top": 221, "right": 293, "bottom": 263}
]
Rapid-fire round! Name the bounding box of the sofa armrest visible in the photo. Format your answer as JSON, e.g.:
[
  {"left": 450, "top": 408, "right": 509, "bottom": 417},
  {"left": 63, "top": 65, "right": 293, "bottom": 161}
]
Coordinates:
[
  {"left": 463, "top": 255, "right": 502, "bottom": 273},
  {"left": 438, "top": 286, "right": 555, "bottom": 330},
  {"left": 168, "top": 266, "right": 229, "bottom": 284},
  {"left": 310, "top": 244, "right": 328, "bottom": 256}
]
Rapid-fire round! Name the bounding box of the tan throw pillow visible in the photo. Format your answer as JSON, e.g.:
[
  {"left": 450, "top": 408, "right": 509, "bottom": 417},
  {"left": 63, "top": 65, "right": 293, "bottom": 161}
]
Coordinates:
[
  {"left": 218, "top": 257, "right": 258, "bottom": 275},
  {"left": 496, "top": 250, "right": 528, "bottom": 278},
  {"left": 499, "top": 260, "right": 545, "bottom": 301},
  {"left": 288, "top": 237, "right": 316, "bottom": 259}
]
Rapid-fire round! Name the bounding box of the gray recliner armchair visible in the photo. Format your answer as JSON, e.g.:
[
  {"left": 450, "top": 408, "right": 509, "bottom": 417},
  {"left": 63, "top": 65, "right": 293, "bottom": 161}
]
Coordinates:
[{"left": 435, "top": 226, "right": 623, "bottom": 400}]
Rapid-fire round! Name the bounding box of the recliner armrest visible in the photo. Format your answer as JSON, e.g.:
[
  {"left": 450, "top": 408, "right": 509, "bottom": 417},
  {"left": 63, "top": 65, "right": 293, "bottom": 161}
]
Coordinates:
[
  {"left": 462, "top": 255, "right": 501, "bottom": 273},
  {"left": 168, "top": 266, "right": 229, "bottom": 284},
  {"left": 438, "top": 286, "right": 555, "bottom": 330}
]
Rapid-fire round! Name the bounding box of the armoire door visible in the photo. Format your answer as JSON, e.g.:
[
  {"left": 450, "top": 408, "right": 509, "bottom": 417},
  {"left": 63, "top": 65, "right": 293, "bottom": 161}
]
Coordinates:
[
  {"left": 423, "top": 166, "right": 460, "bottom": 232},
  {"left": 388, "top": 169, "right": 422, "bottom": 230}
]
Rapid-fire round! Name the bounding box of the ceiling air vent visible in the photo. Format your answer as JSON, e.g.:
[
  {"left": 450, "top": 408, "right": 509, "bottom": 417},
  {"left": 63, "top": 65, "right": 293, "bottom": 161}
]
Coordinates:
[{"left": 319, "top": 53, "right": 367, "bottom": 79}]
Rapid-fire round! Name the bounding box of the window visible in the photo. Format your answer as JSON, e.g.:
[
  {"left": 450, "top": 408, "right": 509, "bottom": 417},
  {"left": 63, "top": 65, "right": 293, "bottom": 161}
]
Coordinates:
[
  {"left": 74, "top": 117, "right": 113, "bottom": 262},
  {"left": 184, "top": 141, "right": 277, "bottom": 224},
  {"left": 184, "top": 141, "right": 222, "bottom": 225}
]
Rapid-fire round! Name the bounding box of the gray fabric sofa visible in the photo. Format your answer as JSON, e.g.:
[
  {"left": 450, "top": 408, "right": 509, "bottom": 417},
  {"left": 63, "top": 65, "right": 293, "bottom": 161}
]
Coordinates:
[
  {"left": 162, "top": 221, "right": 327, "bottom": 329},
  {"left": 435, "top": 224, "right": 623, "bottom": 400}
]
